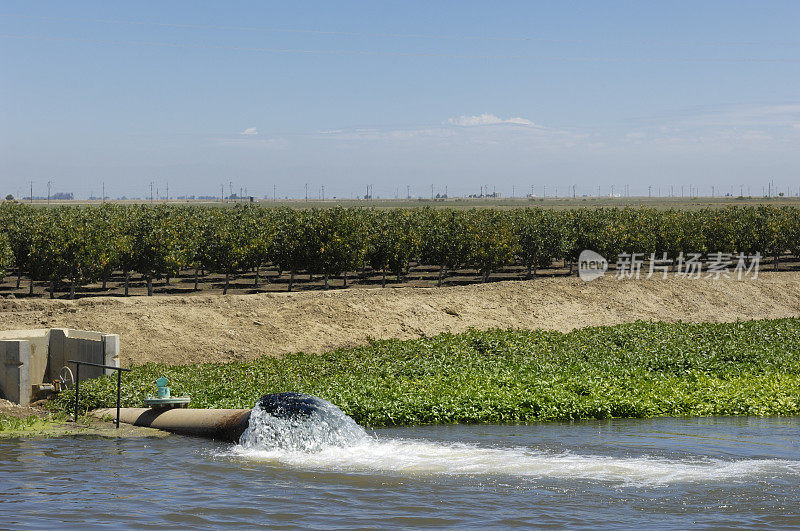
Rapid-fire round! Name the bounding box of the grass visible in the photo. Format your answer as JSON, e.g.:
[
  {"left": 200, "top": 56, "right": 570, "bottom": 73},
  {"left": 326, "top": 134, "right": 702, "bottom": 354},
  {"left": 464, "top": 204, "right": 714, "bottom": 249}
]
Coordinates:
[
  {"left": 52, "top": 318, "right": 800, "bottom": 427},
  {"left": 0, "top": 412, "right": 74, "bottom": 438}
]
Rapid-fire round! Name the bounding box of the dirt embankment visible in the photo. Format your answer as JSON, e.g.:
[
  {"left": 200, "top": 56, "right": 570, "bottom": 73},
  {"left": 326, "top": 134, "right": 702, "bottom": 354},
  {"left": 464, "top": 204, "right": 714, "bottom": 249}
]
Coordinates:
[{"left": 1, "top": 273, "right": 799, "bottom": 366}]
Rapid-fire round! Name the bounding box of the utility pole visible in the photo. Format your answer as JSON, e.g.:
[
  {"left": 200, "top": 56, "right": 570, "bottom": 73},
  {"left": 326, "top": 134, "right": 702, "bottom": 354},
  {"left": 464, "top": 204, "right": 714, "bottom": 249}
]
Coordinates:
[
  {"left": 102, "top": 181, "right": 105, "bottom": 203},
  {"left": 406, "top": 185, "right": 410, "bottom": 199},
  {"left": 47, "top": 180, "right": 51, "bottom": 205},
  {"left": 305, "top": 183, "right": 309, "bottom": 201},
  {"left": 321, "top": 185, "right": 325, "bottom": 200},
  {"left": 221, "top": 184, "right": 224, "bottom": 202},
  {"left": 29, "top": 181, "right": 33, "bottom": 204},
  {"left": 166, "top": 182, "right": 169, "bottom": 202},
  {"left": 648, "top": 185, "right": 652, "bottom": 198},
  {"left": 431, "top": 184, "right": 434, "bottom": 199},
  {"left": 597, "top": 185, "right": 600, "bottom": 198},
  {"left": 273, "top": 184, "right": 276, "bottom": 202},
  {"left": 150, "top": 182, "right": 154, "bottom": 203}
]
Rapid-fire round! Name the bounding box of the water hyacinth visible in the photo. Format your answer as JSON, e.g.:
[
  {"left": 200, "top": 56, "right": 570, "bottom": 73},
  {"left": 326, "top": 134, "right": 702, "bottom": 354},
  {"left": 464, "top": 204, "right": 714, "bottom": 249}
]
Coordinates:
[{"left": 52, "top": 318, "right": 800, "bottom": 427}]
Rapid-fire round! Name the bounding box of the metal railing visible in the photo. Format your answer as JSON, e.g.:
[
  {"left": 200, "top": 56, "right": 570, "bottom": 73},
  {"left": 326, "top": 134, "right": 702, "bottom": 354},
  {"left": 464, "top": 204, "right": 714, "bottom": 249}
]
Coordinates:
[{"left": 68, "top": 360, "right": 131, "bottom": 429}]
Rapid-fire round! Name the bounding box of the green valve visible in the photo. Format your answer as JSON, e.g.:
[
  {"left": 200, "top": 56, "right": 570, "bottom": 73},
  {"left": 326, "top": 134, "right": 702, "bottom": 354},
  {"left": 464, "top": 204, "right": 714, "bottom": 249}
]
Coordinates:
[
  {"left": 144, "top": 376, "right": 190, "bottom": 409},
  {"left": 156, "top": 376, "right": 171, "bottom": 399}
]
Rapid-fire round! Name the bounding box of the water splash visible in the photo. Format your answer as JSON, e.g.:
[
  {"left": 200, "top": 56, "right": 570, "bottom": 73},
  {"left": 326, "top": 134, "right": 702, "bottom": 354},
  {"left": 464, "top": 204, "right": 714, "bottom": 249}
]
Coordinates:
[
  {"left": 232, "top": 394, "right": 800, "bottom": 485},
  {"left": 239, "top": 393, "right": 369, "bottom": 453}
]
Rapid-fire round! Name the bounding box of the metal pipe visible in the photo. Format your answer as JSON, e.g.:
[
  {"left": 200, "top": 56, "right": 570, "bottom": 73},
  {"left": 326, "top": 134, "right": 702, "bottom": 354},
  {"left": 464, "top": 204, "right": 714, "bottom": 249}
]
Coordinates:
[
  {"left": 91, "top": 408, "right": 251, "bottom": 442},
  {"left": 74, "top": 363, "right": 80, "bottom": 422}
]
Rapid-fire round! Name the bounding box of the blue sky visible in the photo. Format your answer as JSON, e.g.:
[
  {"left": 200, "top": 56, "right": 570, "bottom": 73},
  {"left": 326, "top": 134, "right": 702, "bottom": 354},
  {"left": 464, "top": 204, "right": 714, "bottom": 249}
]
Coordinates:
[{"left": 1, "top": 1, "right": 799, "bottom": 199}]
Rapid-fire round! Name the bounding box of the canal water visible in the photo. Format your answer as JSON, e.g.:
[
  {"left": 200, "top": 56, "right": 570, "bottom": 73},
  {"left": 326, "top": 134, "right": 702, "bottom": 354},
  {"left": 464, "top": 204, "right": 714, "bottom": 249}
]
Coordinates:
[{"left": 3, "top": 416, "right": 800, "bottom": 528}]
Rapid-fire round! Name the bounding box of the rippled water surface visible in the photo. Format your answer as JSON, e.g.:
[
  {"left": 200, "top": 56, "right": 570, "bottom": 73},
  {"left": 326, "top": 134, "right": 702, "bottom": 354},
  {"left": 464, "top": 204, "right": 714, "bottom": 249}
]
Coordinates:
[{"left": 3, "top": 416, "right": 800, "bottom": 528}]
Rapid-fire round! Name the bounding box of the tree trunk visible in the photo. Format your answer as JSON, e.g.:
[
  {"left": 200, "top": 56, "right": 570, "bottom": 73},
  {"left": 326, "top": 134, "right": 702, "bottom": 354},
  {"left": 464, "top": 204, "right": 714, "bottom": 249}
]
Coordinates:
[
  {"left": 527, "top": 264, "right": 532, "bottom": 280},
  {"left": 194, "top": 270, "right": 199, "bottom": 291},
  {"left": 533, "top": 263, "right": 538, "bottom": 279},
  {"left": 124, "top": 270, "right": 130, "bottom": 296},
  {"left": 437, "top": 265, "right": 444, "bottom": 287},
  {"left": 382, "top": 269, "right": 386, "bottom": 288},
  {"left": 482, "top": 270, "right": 490, "bottom": 283},
  {"left": 309, "top": 272, "right": 313, "bottom": 281},
  {"left": 29, "top": 278, "right": 34, "bottom": 296},
  {"left": 324, "top": 274, "right": 329, "bottom": 289},
  {"left": 223, "top": 273, "right": 230, "bottom": 295},
  {"left": 16, "top": 270, "right": 21, "bottom": 289},
  {"left": 69, "top": 279, "right": 76, "bottom": 300},
  {"left": 774, "top": 254, "right": 779, "bottom": 271},
  {"left": 49, "top": 279, "right": 55, "bottom": 299},
  {"left": 288, "top": 270, "right": 295, "bottom": 292},
  {"left": 254, "top": 267, "right": 260, "bottom": 287},
  {"left": 396, "top": 272, "right": 401, "bottom": 282},
  {"left": 343, "top": 271, "right": 347, "bottom": 288},
  {"left": 146, "top": 275, "right": 153, "bottom": 296},
  {"left": 102, "top": 275, "right": 107, "bottom": 290},
  {"left": 568, "top": 259, "right": 574, "bottom": 275},
  {"left": 165, "top": 275, "right": 171, "bottom": 286}
]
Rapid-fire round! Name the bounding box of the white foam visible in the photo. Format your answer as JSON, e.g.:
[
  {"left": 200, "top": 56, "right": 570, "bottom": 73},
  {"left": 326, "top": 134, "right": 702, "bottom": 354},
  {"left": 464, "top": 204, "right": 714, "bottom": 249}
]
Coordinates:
[
  {"left": 230, "top": 396, "right": 800, "bottom": 486},
  {"left": 229, "top": 437, "right": 800, "bottom": 485}
]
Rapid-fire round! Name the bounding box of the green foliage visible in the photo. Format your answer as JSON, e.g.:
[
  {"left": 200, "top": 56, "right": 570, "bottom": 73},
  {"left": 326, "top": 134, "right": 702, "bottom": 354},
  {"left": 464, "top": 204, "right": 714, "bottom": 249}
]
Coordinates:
[
  {"left": 512, "top": 208, "right": 565, "bottom": 277},
  {"left": 464, "top": 209, "right": 515, "bottom": 281},
  {"left": 308, "top": 207, "right": 367, "bottom": 282},
  {"left": 0, "top": 414, "right": 41, "bottom": 432},
  {"left": 366, "top": 209, "right": 416, "bottom": 283},
  {"left": 2, "top": 204, "right": 800, "bottom": 295},
  {"left": 0, "top": 232, "right": 11, "bottom": 278},
  {"left": 53, "top": 318, "right": 800, "bottom": 427}
]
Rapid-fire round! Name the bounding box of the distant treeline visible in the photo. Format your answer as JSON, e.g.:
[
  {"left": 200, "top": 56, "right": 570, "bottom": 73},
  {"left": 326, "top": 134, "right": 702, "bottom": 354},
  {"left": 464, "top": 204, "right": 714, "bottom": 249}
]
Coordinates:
[{"left": 0, "top": 202, "right": 798, "bottom": 298}]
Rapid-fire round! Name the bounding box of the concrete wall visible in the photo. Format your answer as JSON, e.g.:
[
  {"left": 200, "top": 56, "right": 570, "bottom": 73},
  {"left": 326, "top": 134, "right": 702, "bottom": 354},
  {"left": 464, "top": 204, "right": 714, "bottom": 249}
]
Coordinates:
[
  {"left": 0, "top": 328, "right": 120, "bottom": 405},
  {"left": 0, "top": 340, "right": 31, "bottom": 406},
  {"left": 0, "top": 329, "right": 49, "bottom": 390}
]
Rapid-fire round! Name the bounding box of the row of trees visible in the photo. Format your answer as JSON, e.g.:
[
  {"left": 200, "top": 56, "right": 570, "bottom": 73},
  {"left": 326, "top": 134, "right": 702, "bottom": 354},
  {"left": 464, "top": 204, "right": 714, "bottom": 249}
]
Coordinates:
[{"left": 1, "top": 202, "right": 799, "bottom": 297}]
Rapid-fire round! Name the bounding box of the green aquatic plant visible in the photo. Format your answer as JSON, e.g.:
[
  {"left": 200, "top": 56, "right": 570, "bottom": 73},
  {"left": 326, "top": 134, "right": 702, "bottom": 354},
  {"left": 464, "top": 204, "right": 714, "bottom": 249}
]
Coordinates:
[{"left": 53, "top": 318, "right": 800, "bottom": 427}]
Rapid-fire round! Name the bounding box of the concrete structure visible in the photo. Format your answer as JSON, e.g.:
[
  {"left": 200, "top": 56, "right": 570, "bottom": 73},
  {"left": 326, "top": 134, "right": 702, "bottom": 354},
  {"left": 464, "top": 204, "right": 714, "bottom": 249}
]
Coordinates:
[{"left": 0, "top": 328, "right": 119, "bottom": 406}]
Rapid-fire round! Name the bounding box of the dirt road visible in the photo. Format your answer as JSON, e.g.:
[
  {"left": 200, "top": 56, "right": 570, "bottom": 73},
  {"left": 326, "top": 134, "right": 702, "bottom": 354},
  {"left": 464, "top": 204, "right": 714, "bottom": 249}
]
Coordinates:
[{"left": 1, "top": 273, "right": 799, "bottom": 365}]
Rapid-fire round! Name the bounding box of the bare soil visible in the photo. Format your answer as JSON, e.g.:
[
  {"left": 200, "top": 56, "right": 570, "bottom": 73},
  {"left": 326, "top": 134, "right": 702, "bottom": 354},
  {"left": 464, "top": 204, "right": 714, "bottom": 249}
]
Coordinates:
[{"left": 1, "top": 272, "right": 799, "bottom": 366}]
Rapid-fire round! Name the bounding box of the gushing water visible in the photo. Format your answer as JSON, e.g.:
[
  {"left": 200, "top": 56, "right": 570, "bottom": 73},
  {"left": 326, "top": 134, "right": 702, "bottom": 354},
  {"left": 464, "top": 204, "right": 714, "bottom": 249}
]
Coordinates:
[
  {"left": 233, "top": 394, "right": 800, "bottom": 486},
  {"left": 239, "top": 393, "right": 369, "bottom": 452}
]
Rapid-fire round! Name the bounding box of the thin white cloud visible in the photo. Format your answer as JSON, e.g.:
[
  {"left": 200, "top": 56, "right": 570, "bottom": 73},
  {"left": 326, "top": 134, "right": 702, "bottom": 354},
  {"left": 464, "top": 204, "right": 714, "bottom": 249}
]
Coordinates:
[
  {"left": 447, "top": 113, "right": 536, "bottom": 127},
  {"left": 673, "top": 104, "right": 800, "bottom": 128},
  {"left": 240, "top": 127, "right": 259, "bottom": 135}
]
